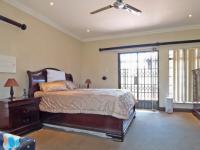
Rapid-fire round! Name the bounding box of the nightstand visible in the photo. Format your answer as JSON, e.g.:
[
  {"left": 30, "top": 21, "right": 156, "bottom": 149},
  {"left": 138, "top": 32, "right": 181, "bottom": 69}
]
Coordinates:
[{"left": 0, "top": 97, "right": 42, "bottom": 135}]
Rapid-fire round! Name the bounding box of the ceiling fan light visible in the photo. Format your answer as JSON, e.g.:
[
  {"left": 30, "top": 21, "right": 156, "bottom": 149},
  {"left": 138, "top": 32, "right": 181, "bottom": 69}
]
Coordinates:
[{"left": 126, "top": 8, "right": 141, "bottom": 16}]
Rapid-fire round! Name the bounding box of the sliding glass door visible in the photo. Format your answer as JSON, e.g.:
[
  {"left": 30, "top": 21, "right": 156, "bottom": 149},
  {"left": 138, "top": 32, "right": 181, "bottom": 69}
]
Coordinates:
[{"left": 119, "top": 51, "right": 159, "bottom": 109}]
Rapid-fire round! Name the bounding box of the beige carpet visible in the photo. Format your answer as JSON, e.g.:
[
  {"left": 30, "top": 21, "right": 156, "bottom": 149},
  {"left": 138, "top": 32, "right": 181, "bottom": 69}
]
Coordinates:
[{"left": 28, "top": 110, "right": 200, "bottom": 150}]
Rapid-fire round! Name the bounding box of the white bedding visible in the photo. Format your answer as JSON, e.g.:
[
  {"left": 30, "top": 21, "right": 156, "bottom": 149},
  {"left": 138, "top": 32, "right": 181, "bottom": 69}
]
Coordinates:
[{"left": 34, "top": 89, "right": 136, "bottom": 119}]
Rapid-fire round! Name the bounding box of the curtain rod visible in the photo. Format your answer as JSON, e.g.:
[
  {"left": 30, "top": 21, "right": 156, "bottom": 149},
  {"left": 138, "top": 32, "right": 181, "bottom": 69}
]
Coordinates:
[
  {"left": 99, "top": 39, "right": 200, "bottom": 52},
  {"left": 0, "top": 15, "right": 27, "bottom": 30}
]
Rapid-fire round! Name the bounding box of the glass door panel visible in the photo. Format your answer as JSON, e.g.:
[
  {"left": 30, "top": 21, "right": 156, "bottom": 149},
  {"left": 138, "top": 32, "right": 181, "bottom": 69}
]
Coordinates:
[{"left": 119, "top": 51, "right": 159, "bottom": 109}]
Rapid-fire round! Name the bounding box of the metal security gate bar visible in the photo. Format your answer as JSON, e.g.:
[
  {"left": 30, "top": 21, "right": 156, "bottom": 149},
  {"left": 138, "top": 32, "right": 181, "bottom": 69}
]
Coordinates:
[{"left": 119, "top": 50, "right": 159, "bottom": 110}]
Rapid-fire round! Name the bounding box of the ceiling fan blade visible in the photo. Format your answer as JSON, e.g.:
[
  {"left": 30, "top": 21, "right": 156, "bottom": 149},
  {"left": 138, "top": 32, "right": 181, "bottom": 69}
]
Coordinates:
[
  {"left": 124, "top": 4, "right": 142, "bottom": 15},
  {"left": 90, "top": 5, "right": 113, "bottom": 14}
]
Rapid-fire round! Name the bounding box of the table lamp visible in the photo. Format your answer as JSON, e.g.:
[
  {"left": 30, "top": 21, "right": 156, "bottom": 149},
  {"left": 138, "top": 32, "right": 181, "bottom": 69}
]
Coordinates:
[
  {"left": 85, "top": 79, "right": 92, "bottom": 88},
  {"left": 4, "top": 78, "right": 19, "bottom": 100}
]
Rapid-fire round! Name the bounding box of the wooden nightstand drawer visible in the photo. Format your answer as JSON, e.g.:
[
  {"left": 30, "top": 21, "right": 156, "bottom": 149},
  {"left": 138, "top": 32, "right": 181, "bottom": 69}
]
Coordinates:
[
  {"left": 0, "top": 97, "right": 42, "bottom": 135},
  {"left": 11, "top": 104, "right": 38, "bottom": 127}
]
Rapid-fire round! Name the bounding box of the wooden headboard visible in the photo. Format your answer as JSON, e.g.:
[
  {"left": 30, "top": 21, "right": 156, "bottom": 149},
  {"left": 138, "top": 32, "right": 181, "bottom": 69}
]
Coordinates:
[{"left": 27, "top": 68, "right": 73, "bottom": 97}]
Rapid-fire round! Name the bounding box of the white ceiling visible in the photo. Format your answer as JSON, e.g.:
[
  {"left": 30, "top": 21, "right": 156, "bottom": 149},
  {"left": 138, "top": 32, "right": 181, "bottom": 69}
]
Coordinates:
[{"left": 4, "top": 0, "right": 200, "bottom": 41}]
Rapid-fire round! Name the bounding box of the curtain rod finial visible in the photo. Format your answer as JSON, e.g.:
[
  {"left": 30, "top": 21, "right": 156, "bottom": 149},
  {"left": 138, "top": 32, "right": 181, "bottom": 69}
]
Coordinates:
[{"left": 21, "top": 24, "right": 27, "bottom": 30}]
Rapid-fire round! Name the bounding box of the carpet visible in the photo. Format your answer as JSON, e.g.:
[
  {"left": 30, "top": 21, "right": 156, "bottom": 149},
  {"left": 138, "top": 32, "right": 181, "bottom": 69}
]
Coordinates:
[{"left": 28, "top": 110, "right": 200, "bottom": 150}]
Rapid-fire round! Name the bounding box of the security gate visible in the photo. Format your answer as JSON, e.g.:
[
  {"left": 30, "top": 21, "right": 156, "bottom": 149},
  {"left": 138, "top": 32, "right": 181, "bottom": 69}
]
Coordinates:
[{"left": 119, "top": 51, "right": 159, "bottom": 109}]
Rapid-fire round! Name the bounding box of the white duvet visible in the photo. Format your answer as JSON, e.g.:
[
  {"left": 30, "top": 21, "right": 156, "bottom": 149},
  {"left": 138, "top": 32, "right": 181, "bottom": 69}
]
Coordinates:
[{"left": 34, "top": 89, "right": 136, "bottom": 119}]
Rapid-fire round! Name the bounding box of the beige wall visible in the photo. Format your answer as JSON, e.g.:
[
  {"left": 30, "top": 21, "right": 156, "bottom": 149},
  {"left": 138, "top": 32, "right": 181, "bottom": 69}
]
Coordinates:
[
  {"left": 0, "top": 1, "right": 82, "bottom": 98},
  {"left": 81, "top": 29, "right": 200, "bottom": 108}
]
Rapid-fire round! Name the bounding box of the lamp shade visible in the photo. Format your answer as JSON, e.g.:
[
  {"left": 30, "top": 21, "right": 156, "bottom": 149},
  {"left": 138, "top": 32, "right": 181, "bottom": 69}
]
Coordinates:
[
  {"left": 85, "top": 79, "right": 92, "bottom": 84},
  {"left": 4, "top": 78, "right": 19, "bottom": 87}
]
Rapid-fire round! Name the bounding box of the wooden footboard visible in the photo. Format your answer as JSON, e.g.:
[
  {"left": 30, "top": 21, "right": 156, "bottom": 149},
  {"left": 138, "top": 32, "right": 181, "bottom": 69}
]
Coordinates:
[{"left": 40, "top": 106, "right": 136, "bottom": 141}]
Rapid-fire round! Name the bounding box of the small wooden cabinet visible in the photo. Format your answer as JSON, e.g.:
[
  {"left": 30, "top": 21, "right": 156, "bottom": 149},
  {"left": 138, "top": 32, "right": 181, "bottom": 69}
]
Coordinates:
[{"left": 0, "top": 97, "right": 42, "bottom": 135}]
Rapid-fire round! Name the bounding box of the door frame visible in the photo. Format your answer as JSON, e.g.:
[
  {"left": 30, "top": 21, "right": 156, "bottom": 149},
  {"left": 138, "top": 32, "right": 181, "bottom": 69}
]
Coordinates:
[{"left": 118, "top": 50, "right": 160, "bottom": 108}]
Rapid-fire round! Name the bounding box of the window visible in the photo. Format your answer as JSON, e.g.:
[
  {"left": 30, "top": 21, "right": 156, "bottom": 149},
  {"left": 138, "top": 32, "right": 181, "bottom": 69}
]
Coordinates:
[{"left": 168, "top": 48, "right": 200, "bottom": 103}]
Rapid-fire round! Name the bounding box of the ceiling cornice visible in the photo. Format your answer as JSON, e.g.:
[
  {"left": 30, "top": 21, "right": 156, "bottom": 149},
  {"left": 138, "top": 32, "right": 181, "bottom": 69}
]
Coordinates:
[
  {"left": 83, "top": 24, "right": 200, "bottom": 42},
  {"left": 3, "top": 0, "right": 82, "bottom": 41}
]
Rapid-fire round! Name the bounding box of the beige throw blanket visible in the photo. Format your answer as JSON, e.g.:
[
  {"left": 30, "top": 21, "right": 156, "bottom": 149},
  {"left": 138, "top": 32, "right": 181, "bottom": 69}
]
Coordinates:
[{"left": 35, "top": 89, "right": 136, "bottom": 119}]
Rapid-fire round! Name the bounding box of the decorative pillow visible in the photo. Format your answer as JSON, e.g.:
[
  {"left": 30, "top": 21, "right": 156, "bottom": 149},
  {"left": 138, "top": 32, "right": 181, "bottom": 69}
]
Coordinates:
[
  {"left": 39, "top": 81, "right": 67, "bottom": 92},
  {"left": 2, "top": 133, "right": 20, "bottom": 150},
  {"left": 47, "top": 69, "right": 66, "bottom": 82},
  {"left": 0, "top": 132, "right": 3, "bottom": 147},
  {"left": 65, "top": 80, "right": 76, "bottom": 90}
]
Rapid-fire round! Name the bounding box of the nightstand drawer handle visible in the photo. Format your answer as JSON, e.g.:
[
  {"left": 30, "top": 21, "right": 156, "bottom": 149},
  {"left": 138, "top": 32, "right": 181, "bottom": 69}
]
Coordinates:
[
  {"left": 22, "top": 109, "right": 29, "bottom": 113},
  {"left": 23, "top": 118, "right": 30, "bottom": 123}
]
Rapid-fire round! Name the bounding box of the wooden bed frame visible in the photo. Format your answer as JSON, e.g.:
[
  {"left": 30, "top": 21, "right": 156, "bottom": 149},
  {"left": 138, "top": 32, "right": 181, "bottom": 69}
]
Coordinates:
[{"left": 27, "top": 68, "right": 136, "bottom": 141}]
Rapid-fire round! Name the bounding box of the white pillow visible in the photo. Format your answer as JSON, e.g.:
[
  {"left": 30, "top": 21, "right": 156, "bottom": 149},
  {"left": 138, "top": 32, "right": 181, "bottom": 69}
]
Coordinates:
[{"left": 47, "top": 69, "right": 66, "bottom": 82}]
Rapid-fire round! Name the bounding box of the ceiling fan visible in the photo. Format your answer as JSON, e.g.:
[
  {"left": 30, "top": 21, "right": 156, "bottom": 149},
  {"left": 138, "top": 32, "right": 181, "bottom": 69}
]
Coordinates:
[{"left": 90, "top": 0, "right": 142, "bottom": 15}]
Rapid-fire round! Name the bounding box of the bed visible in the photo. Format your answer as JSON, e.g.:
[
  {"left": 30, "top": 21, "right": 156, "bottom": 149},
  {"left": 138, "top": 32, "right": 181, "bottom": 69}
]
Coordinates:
[{"left": 27, "top": 68, "right": 136, "bottom": 141}]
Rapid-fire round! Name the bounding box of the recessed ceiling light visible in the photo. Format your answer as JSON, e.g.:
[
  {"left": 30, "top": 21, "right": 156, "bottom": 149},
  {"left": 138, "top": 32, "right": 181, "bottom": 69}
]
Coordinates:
[
  {"left": 50, "top": 2, "right": 54, "bottom": 6},
  {"left": 86, "top": 29, "right": 91, "bottom": 33},
  {"left": 189, "top": 14, "right": 192, "bottom": 18}
]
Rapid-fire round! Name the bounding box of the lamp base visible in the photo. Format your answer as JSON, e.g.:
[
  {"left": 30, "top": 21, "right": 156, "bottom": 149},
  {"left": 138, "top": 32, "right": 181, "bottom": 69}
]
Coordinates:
[
  {"left": 8, "top": 97, "right": 16, "bottom": 101},
  {"left": 10, "top": 86, "right": 14, "bottom": 101},
  {"left": 87, "top": 84, "right": 90, "bottom": 89}
]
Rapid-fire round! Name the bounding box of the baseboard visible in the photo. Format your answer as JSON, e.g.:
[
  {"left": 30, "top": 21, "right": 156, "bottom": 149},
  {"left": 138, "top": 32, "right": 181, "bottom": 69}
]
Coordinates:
[{"left": 159, "top": 107, "right": 192, "bottom": 112}]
